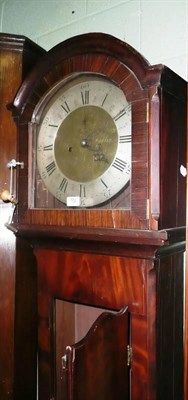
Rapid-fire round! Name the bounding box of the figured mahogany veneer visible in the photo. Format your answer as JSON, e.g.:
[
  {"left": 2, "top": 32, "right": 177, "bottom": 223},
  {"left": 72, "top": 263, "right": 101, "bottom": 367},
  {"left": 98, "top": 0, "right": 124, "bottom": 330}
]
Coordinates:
[{"left": 7, "top": 223, "right": 185, "bottom": 400}]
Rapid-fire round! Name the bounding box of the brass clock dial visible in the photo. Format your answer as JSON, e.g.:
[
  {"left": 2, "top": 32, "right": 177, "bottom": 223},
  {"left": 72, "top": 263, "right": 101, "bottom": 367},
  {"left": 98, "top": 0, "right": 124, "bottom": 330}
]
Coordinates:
[{"left": 36, "top": 73, "right": 131, "bottom": 207}]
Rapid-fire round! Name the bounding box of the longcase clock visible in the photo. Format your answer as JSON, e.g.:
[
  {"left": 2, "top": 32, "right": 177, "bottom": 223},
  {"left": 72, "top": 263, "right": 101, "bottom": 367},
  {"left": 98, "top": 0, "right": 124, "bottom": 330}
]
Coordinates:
[{"left": 8, "top": 33, "right": 187, "bottom": 400}]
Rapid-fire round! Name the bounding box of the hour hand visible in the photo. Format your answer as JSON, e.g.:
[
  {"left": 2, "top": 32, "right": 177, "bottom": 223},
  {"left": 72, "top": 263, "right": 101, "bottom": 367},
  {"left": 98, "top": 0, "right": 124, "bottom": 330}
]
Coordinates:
[{"left": 80, "top": 139, "right": 109, "bottom": 163}]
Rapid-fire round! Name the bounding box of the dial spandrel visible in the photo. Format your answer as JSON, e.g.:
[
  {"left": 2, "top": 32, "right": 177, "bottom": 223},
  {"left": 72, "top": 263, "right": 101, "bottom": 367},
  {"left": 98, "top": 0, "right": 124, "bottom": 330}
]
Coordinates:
[{"left": 36, "top": 74, "right": 132, "bottom": 208}]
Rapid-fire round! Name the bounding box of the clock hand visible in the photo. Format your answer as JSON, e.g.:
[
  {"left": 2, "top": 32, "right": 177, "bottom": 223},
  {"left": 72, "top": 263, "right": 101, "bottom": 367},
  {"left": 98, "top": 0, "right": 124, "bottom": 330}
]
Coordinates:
[{"left": 80, "top": 138, "right": 109, "bottom": 164}]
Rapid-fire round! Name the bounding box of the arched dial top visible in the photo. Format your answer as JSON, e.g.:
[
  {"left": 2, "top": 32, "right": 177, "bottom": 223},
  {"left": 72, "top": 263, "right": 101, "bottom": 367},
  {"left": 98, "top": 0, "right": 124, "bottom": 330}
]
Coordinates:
[{"left": 36, "top": 73, "right": 131, "bottom": 208}]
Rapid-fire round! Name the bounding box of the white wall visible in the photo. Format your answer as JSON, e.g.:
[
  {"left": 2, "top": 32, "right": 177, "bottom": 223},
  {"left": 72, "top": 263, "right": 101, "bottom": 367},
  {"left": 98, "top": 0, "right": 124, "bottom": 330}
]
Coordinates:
[{"left": 0, "top": 0, "right": 187, "bottom": 80}]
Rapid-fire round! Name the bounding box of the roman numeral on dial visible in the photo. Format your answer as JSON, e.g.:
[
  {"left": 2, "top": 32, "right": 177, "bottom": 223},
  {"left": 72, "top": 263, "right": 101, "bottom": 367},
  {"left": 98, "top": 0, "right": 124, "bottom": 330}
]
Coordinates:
[
  {"left": 43, "top": 144, "right": 53, "bottom": 151},
  {"left": 112, "top": 158, "right": 127, "bottom": 172},
  {"left": 59, "top": 178, "right": 68, "bottom": 192},
  {"left": 80, "top": 184, "right": 86, "bottom": 197},
  {"left": 113, "top": 106, "right": 130, "bottom": 121},
  {"left": 61, "top": 101, "right": 70, "bottom": 114},
  {"left": 101, "top": 93, "right": 108, "bottom": 107},
  {"left": 119, "top": 135, "right": 131, "bottom": 143},
  {"left": 46, "top": 161, "right": 56, "bottom": 176},
  {"left": 81, "top": 90, "right": 89, "bottom": 105},
  {"left": 100, "top": 179, "right": 108, "bottom": 188}
]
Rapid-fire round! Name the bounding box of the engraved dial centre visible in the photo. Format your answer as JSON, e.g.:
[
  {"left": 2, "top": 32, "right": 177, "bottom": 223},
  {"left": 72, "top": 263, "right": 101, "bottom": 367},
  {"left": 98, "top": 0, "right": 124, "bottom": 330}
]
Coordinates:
[{"left": 54, "top": 105, "right": 118, "bottom": 183}]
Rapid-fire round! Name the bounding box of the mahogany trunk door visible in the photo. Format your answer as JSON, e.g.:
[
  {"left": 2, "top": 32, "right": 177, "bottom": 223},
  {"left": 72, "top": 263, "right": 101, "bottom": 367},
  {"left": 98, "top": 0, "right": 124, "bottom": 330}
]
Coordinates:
[{"left": 61, "top": 307, "right": 129, "bottom": 400}]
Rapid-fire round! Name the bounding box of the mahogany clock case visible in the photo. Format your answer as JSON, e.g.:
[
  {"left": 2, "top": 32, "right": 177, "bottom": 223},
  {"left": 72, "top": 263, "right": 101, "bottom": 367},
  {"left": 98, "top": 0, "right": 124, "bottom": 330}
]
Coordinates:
[
  {"left": 10, "top": 32, "right": 187, "bottom": 231},
  {"left": 5, "top": 33, "right": 186, "bottom": 400}
]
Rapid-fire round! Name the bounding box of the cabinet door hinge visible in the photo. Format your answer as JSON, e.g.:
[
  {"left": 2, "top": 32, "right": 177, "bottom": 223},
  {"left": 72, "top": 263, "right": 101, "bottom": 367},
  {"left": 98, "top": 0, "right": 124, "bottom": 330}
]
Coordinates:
[{"left": 127, "top": 345, "right": 132, "bottom": 367}]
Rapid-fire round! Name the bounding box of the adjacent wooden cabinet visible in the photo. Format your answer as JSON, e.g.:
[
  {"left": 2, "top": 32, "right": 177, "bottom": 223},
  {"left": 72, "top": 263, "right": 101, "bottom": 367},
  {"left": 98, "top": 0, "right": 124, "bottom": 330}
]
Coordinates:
[{"left": 0, "top": 33, "right": 45, "bottom": 400}]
